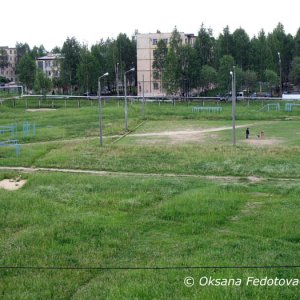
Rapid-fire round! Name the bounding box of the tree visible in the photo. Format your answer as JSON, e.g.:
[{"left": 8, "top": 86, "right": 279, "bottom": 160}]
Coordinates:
[
  {"left": 0, "top": 48, "right": 9, "bottom": 69},
  {"left": 217, "top": 26, "right": 233, "bottom": 59},
  {"left": 163, "top": 49, "right": 180, "bottom": 95},
  {"left": 169, "top": 27, "right": 182, "bottom": 53},
  {"left": 218, "top": 55, "right": 235, "bottom": 92},
  {"left": 243, "top": 70, "right": 257, "bottom": 93},
  {"left": 34, "top": 69, "right": 52, "bottom": 95},
  {"left": 194, "top": 24, "right": 215, "bottom": 67},
  {"left": 31, "top": 45, "right": 47, "bottom": 59},
  {"left": 264, "top": 69, "right": 278, "bottom": 94},
  {"left": 289, "top": 56, "right": 300, "bottom": 85},
  {"left": 249, "top": 30, "right": 273, "bottom": 81},
  {"left": 178, "top": 44, "right": 199, "bottom": 95},
  {"left": 232, "top": 28, "right": 250, "bottom": 69},
  {"left": 295, "top": 28, "right": 300, "bottom": 57},
  {"left": 161, "top": 28, "right": 183, "bottom": 95},
  {"left": 152, "top": 39, "right": 168, "bottom": 80},
  {"left": 200, "top": 65, "right": 217, "bottom": 93},
  {"left": 16, "top": 53, "right": 36, "bottom": 91},
  {"left": 60, "top": 37, "right": 81, "bottom": 93},
  {"left": 77, "top": 45, "right": 99, "bottom": 93},
  {"left": 15, "top": 42, "right": 30, "bottom": 64}
]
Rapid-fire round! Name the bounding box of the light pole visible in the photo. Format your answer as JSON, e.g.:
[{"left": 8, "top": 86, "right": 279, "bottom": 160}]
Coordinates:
[
  {"left": 98, "top": 72, "right": 109, "bottom": 146},
  {"left": 115, "top": 62, "right": 119, "bottom": 97},
  {"left": 230, "top": 66, "right": 236, "bottom": 145},
  {"left": 124, "top": 67, "right": 135, "bottom": 131},
  {"left": 278, "top": 52, "right": 282, "bottom": 98}
]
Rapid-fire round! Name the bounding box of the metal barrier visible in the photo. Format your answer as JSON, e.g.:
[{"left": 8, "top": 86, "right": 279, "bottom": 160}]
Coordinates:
[
  {"left": 192, "top": 106, "right": 222, "bottom": 113},
  {"left": 285, "top": 103, "right": 300, "bottom": 112},
  {"left": 0, "top": 139, "right": 21, "bottom": 157}
]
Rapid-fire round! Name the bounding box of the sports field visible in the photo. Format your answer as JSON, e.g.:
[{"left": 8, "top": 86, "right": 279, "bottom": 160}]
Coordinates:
[{"left": 0, "top": 98, "right": 300, "bottom": 299}]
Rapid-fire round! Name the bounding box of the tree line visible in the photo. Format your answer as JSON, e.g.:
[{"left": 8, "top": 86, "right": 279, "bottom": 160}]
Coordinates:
[
  {"left": 153, "top": 23, "right": 300, "bottom": 96},
  {"left": 1, "top": 34, "right": 136, "bottom": 95},
  {"left": 1, "top": 22, "right": 300, "bottom": 96}
]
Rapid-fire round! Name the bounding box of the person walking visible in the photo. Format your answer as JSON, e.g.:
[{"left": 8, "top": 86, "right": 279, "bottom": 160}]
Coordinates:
[{"left": 246, "top": 128, "right": 250, "bottom": 139}]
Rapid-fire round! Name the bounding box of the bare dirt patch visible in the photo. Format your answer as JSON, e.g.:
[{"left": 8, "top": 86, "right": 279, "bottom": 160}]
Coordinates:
[
  {"left": 0, "top": 178, "right": 27, "bottom": 191},
  {"left": 130, "top": 125, "right": 250, "bottom": 144},
  {"left": 26, "top": 109, "right": 57, "bottom": 112}
]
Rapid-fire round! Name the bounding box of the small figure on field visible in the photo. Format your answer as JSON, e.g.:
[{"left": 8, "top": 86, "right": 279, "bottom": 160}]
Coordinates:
[{"left": 246, "top": 128, "right": 250, "bottom": 139}]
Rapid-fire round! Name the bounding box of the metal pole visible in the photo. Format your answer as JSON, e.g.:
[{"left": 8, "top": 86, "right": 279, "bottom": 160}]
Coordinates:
[
  {"left": 98, "top": 79, "right": 103, "bottom": 146},
  {"left": 124, "top": 73, "right": 128, "bottom": 131},
  {"left": 231, "top": 66, "right": 236, "bottom": 145},
  {"left": 142, "top": 74, "right": 145, "bottom": 118},
  {"left": 116, "top": 63, "right": 119, "bottom": 97},
  {"left": 124, "top": 68, "right": 135, "bottom": 131},
  {"left": 98, "top": 72, "right": 109, "bottom": 146},
  {"left": 278, "top": 52, "right": 282, "bottom": 98}
]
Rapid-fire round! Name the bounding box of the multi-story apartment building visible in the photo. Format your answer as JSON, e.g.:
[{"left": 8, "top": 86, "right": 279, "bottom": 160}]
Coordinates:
[
  {"left": 136, "top": 32, "right": 195, "bottom": 97},
  {"left": 36, "top": 53, "right": 63, "bottom": 79},
  {"left": 0, "top": 47, "right": 17, "bottom": 82}
]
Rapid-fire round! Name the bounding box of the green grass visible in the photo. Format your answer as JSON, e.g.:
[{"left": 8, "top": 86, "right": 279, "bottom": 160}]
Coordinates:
[
  {"left": 0, "top": 172, "right": 299, "bottom": 299},
  {"left": 1, "top": 99, "right": 300, "bottom": 299}
]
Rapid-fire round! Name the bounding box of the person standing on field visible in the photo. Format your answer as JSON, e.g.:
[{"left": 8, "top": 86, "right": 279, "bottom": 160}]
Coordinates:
[{"left": 246, "top": 128, "right": 250, "bottom": 139}]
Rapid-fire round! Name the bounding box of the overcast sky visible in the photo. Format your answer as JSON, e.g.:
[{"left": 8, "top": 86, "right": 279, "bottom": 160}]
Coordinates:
[{"left": 2, "top": 0, "right": 299, "bottom": 51}]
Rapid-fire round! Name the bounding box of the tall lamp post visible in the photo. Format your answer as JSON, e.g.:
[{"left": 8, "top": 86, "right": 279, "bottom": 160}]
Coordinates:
[
  {"left": 278, "top": 52, "right": 282, "bottom": 98},
  {"left": 116, "top": 62, "right": 119, "bottom": 97},
  {"left": 230, "top": 66, "right": 236, "bottom": 145},
  {"left": 124, "top": 67, "right": 135, "bottom": 131},
  {"left": 98, "top": 72, "right": 109, "bottom": 146}
]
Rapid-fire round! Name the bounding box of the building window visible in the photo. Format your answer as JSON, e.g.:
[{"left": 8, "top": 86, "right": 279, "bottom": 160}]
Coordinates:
[
  {"left": 163, "top": 38, "right": 168, "bottom": 44},
  {"left": 153, "top": 82, "right": 159, "bottom": 90},
  {"left": 152, "top": 39, "right": 158, "bottom": 45}
]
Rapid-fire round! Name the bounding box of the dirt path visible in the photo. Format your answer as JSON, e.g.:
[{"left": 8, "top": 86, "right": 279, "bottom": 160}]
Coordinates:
[
  {"left": 128, "top": 124, "right": 252, "bottom": 137},
  {"left": 0, "top": 166, "right": 299, "bottom": 182}
]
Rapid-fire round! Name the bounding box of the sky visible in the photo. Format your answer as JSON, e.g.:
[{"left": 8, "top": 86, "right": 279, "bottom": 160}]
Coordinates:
[{"left": 2, "top": 0, "right": 300, "bottom": 51}]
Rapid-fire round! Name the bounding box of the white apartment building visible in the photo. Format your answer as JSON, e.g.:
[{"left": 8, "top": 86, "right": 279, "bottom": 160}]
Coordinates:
[
  {"left": 0, "top": 47, "right": 17, "bottom": 82},
  {"left": 36, "top": 53, "right": 63, "bottom": 79},
  {"left": 136, "top": 32, "right": 195, "bottom": 97}
]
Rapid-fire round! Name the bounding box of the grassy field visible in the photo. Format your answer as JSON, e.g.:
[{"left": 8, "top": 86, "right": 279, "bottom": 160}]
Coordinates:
[{"left": 0, "top": 98, "right": 300, "bottom": 299}]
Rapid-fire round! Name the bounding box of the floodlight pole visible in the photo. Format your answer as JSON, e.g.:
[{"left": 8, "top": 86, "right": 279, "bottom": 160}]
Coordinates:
[
  {"left": 124, "top": 67, "right": 135, "bottom": 131},
  {"left": 278, "top": 52, "right": 282, "bottom": 98},
  {"left": 116, "top": 62, "right": 119, "bottom": 97},
  {"left": 98, "top": 72, "right": 109, "bottom": 146},
  {"left": 230, "top": 66, "right": 236, "bottom": 145}
]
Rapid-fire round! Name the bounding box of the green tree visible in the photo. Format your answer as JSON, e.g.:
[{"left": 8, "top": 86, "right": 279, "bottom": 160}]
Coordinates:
[
  {"left": 218, "top": 55, "right": 235, "bottom": 92},
  {"left": 200, "top": 65, "right": 217, "bottom": 93},
  {"left": 15, "top": 42, "right": 30, "bottom": 64},
  {"left": 217, "top": 26, "right": 233, "bottom": 59},
  {"left": 232, "top": 28, "right": 250, "bottom": 69},
  {"left": 169, "top": 27, "right": 182, "bottom": 53},
  {"left": 163, "top": 49, "right": 180, "bottom": 95},
  {"left": 152, "top": 39, "right": 168, "bottom": 80},
  {"left": 60, "top": 37, "right": 81, "bottom": 93},
  {"left": 289, "top": 56, "right": 300, "bottom": 85},
  {"left": 31, "top": 45, "right": 47, "bottom": 59},
  {"left": 243, "top": 70, "right": 257, "bottom": 93},
  {"left": 264, "top": 69, "right": 278, "bottom": 94},
  {"left": 16, "top": 53, "right": 36, "bottom": 91},
  {"left": 34, "top": 69, "right": 52, "bottom": 95},
  {"left": 194, "top": 24, "right": 215, "bottom": 67},
  {"left": 294, "top": 28, "right": 300, "bottom": 57},
  {"left": 77, "top": 45, "right": 99, "bottom": 94},
  {"left": 0, "top": 48, "right": 9, "bottom": 69},
  {"left": 249, "top": 30, "right": 273, "bottom": 81}
]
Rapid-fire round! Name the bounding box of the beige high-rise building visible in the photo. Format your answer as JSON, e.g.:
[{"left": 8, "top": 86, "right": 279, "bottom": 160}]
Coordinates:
[
  {"left": 136, "top": 32, "right": 195, "bottom": 97},
  {"left": 0, "top": 47, "right": 17, "bottom": 82}
]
